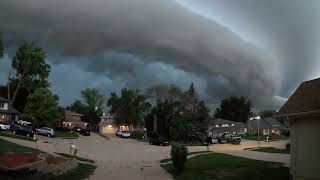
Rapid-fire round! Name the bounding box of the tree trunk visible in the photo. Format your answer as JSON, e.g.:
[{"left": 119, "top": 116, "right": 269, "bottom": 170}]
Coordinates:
[
  {"left": 7, "top": 67, "right": 11, "bottom": 100},
  {"left": 10, "top": 77, "right": 22, "bottom": 106}
]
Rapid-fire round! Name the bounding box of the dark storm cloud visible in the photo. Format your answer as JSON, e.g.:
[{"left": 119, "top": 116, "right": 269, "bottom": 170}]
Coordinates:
[
  {"left": 179, "top": 0, "right": 320, "bottom": 98},
  {"left": 0, "top": 0, "right": 284, "bottom": 108}
]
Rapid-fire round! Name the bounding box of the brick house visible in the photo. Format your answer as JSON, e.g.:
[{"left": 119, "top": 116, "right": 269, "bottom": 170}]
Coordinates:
[{"left": 62, "top": 110, "right": 88, "bottom": 129}]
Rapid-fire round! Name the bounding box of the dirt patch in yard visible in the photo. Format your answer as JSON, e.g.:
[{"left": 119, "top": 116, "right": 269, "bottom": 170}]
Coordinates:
[
  {"left": 46, "top": 156, "right": 68, "bottom": 165},
  {"left": 0, "top": 153, "right": 41, "bottom": 168}
]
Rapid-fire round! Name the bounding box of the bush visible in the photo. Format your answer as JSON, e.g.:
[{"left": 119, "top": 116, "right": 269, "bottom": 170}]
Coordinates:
[
  {"left": 130, "top": 131, "right": 145, "bottom": 140},
  {"left": 171, "top": 142, "right": 188, "bottom": 172}
]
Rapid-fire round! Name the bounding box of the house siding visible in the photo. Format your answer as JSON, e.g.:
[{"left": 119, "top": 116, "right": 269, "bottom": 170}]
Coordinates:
[{"left": 291, "top": 116, "right": 320, "bottom": 180}]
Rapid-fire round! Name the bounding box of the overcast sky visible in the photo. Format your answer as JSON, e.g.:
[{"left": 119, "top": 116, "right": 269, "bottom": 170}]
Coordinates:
[{"left": 0, "top": 0, "right": 319, "bottom": 110}]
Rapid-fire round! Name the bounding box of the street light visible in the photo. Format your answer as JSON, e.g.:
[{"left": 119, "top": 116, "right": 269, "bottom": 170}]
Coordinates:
[{"left": 256, "top": 116, "right": 261, "bottom": 148}]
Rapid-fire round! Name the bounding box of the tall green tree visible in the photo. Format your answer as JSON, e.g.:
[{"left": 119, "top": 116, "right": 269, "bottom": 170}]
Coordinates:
[
  {"left": 215, "top": 96, "right": 252, "bottom": 122},
  {"left": 180, "top": 83, "right": 210, "bottom": 143},
  {"left": 22, "top": 88, "right": 62, "bottom": 127},
  {"left": 10, "top": 42, "right": 50, "bottom": 105},
  {"left": 80, "top": 88, "right": 105, "bottom": 125},
  {"left": 108, "top": 88, "right": 151, "bottom": 126},
  {"left": 146, "top": 84, "right": 183, "bottom": 103}
]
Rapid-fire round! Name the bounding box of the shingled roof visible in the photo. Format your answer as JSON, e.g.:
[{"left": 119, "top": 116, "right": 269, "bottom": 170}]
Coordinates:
[{"left": 277, "top": 78, "right": 320, "bottom": 116}]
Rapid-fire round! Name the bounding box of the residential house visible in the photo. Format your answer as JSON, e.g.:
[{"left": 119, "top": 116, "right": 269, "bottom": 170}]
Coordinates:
[
  {"left": 62, "top": 110, "right": 88, "bottom": 129},
  {"left": 207, "top": 118, "right": 248, "bottom": 137},
  {"left": 99, "top": 113, "right": 145, "bottom": 135},
  {"left": 248, "top": 117, "right": 287, "bottom": 135},
  {"left": 0, "top": 96, "right": 19, "bottom": 123},
  {"left": 276, "top": 78, "right": 320, "bottom": 180}
]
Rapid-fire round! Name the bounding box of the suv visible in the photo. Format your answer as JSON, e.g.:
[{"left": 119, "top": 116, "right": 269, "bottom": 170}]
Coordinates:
[
  {"left": 11, "top": 124, "right": 34, "bottom": 137},
  {"left": 36, "top": 127, "right": 55, "bottom": 137}
]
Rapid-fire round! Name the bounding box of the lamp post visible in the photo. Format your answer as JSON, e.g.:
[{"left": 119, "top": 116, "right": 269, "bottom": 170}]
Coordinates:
[{"left": 256, "top": 116, "right": 261, "bottom": 148}]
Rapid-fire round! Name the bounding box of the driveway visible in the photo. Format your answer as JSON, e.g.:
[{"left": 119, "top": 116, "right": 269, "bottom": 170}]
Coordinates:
[{"left": 0, "top": 134, "right": 290, "bottom": 179}]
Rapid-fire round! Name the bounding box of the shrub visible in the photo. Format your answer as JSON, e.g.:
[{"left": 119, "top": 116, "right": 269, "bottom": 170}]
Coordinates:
[
  {"left": 130, "top": 131, "right": 145, "bottom": 140},
  {"left": 171, "top": 142, "right": 188, "bottom": 172}
]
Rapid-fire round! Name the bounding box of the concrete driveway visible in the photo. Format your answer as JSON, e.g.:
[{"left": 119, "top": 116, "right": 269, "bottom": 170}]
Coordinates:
[{"left": 0, "top": 134, "right": 290, "bottom": 179}]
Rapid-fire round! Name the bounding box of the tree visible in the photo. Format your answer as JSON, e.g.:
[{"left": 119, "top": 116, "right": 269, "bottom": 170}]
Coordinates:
[
  {"left": 215, "top": 96, "right": 252, "bottom": 122},
  {"left": 10, "top": 42, "right": 50, "bottom": 105},
  {"left": 107, "top": 88, "right": 151, "bottom": 127},
  {"left": 66, "top": 100, "right": 89, "bottom": 121},
  {"left": 258, "top": 110, "right": 276, "bottom": 118},
  {"left": 22, "top": 88, "right": 61, "bottom": 127},
  {"left": 0, "top": 82, "right": 29, "bottom": 112},
  {"left": 80, "top": 88, "right": 105, "bottom": 125},
  {"left": 180, "top": 83, "right": 210, "bottom": 143},
  {"left": 146, "top": 84, "right": 183, "bottom": 103}
]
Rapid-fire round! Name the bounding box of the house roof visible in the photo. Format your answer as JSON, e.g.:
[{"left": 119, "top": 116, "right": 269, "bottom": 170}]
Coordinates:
[
  {"left": 249, "top": 117, "right": 286, "bottom": 130},
  {"left": 100, "top": 114, "right": 114, "bottom": 119},
  {"left": 277, "top": 78, "right": 320, "bottom": 117},
  {"left": 0, "top": 104, "right": 20, "bottom": 114},
  {"left": 0, "top": 96, "right": 9, "bottom": 103},
  {"left": 211, "top": 118, "right": 235, "bottom": 125},
  {"left": 65, "top": 110, "right": 83, "bottom": 116}
]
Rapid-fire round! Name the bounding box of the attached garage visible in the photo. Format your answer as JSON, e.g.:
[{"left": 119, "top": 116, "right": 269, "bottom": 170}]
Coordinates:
[{"left": 277, "top": 78, "right": 320, "bottom": 180}]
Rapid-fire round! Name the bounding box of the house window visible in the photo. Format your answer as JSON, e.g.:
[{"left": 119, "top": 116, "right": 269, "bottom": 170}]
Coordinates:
[
  {"left": 215, "top": 125, "right": 219, "bottom": 128},
  {"left": 0, "top": 102, "right": 4, "bottom": 109},
  {"left": 221, "top": 124, "right": 229, "bottom": 127},
  {"left": 231, "top": 124, "right": 235, "bottom": 126},
  {"left": 74, "top": 116, "right": 78, "bottom": 119}
]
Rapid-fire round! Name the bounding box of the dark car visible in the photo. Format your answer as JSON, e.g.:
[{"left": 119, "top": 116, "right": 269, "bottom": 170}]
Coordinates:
[
  {"left": 149, "top": 136, "right": 169, "bottom": 146},
  {"left": 11, "top": 124, "right": 34, "bottom": 137},
  {"left": 72, "top": 126, "right": 82, "bottom": 132},
  {"left": 80, "top": 129, "right": 90, "bottom": 136}
]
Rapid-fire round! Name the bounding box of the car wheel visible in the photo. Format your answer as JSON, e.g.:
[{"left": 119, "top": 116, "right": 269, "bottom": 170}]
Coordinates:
[
  {"left": 47, "top": 133, "right": 51, "bottom": 138},
  {"left": 12, "top": 130, "right": 16, "bottom": 135},
  {"left": 26, "top": 133, "right": 30, "bottom": 137}
]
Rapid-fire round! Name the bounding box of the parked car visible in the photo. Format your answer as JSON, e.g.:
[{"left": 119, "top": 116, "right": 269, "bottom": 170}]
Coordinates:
[
  {"left": 219, "top": 132, "right": 241, "bottom": 144},
  {"left": 72, "top": 126, "right": 82, "bottom": 132},
  {"left": 11, "top": 124, "right": 34, "bottom": 137},
  {"left": 207, "top": 136, "right": 218, "bottom": 144},
  {"left": 149, "top": 136, "right": 169, "bottom": 146},
  {"left": 36, "top": 127, "right": 55, "bottom": 137},
  {"left": 217, "top": 133, "right": 228, "bottom": 143},
  {"left": 120, "top": 131, "right": 131, "bottom": 138},
  {"left": 0, "top": 121, "right": 11, "bottom": 130},
  {"left": 116, "top": 130, "right": 122, "bottom": 136},
  {"left": 17, "top": 120, "right": 32, "bottom": 127},
  {"left": 80, "top": 129, "right": 90, "bottom": 136}
]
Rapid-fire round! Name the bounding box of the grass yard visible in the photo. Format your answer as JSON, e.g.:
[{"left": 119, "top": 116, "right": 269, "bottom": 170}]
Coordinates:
[
  {"left": 243, "top": 135, "right": 289, "bottom": 141},
  {"left": 160, "top": 151, "right": 212, "bottom": 163},
  {"left": 55, "top": 152, "right": 95, "bottom": 163},
  {"left": 56, "top": 163, "right": 96, "bottom": 180},
  {"left": 55, "top": 131, "right": 79, "bottom": 138},
  {"left": 0, "top": 131, "right": 37, "bottom": 141},
  {"left": 0, "top": 138, "right": 41, "bottom": 153},
  {"left": 250, "top": 147, "right": 290, "bottom": 154},
  {"left": 162, "top": 153, "right": 290, "bottom": 180}
]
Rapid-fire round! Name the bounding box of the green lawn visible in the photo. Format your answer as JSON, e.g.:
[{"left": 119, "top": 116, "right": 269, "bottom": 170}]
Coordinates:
[
  {"left": 55, "top": 152, "right": 95, "bottom": 163},
  {"left": 56, "top": 163, "right": 96, "bottom": 180},
  {"left": 0, "top": 131, "right": 37, "bottom": 141},
  {"left": 0, "top": 137, "right": 40, "bottom": 153},
  {"left": 160, "top": 151, "right": 212, "bottom": 163},
  {"left": 242, "top": 135, "right": 289, "bottom": 141},
  {"left": 162, "top": 153, "right": 290, "bottom": 180},
  {"left": 250, "top": 147, "right": 290, "bottom": 154},
  {"left": 55, "top": 131, "right": 79, "bottom": 138}
]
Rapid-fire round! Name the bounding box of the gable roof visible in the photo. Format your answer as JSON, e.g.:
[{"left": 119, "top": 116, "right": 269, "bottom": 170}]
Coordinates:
[
  {"left": 211, "top": 118, "right": 235, "bottom": 125},
  {"left": 277, "top": 78, "right": 320, "bottom": 117},
  {"left": 65, "top": 110, "right": 83, "bottom": 116},
  {"left": 0, "top": 96, "right": 9, "bottom": 103},
  {"left": 249, "top": 117, "right": 287, "bottom": 130}
]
